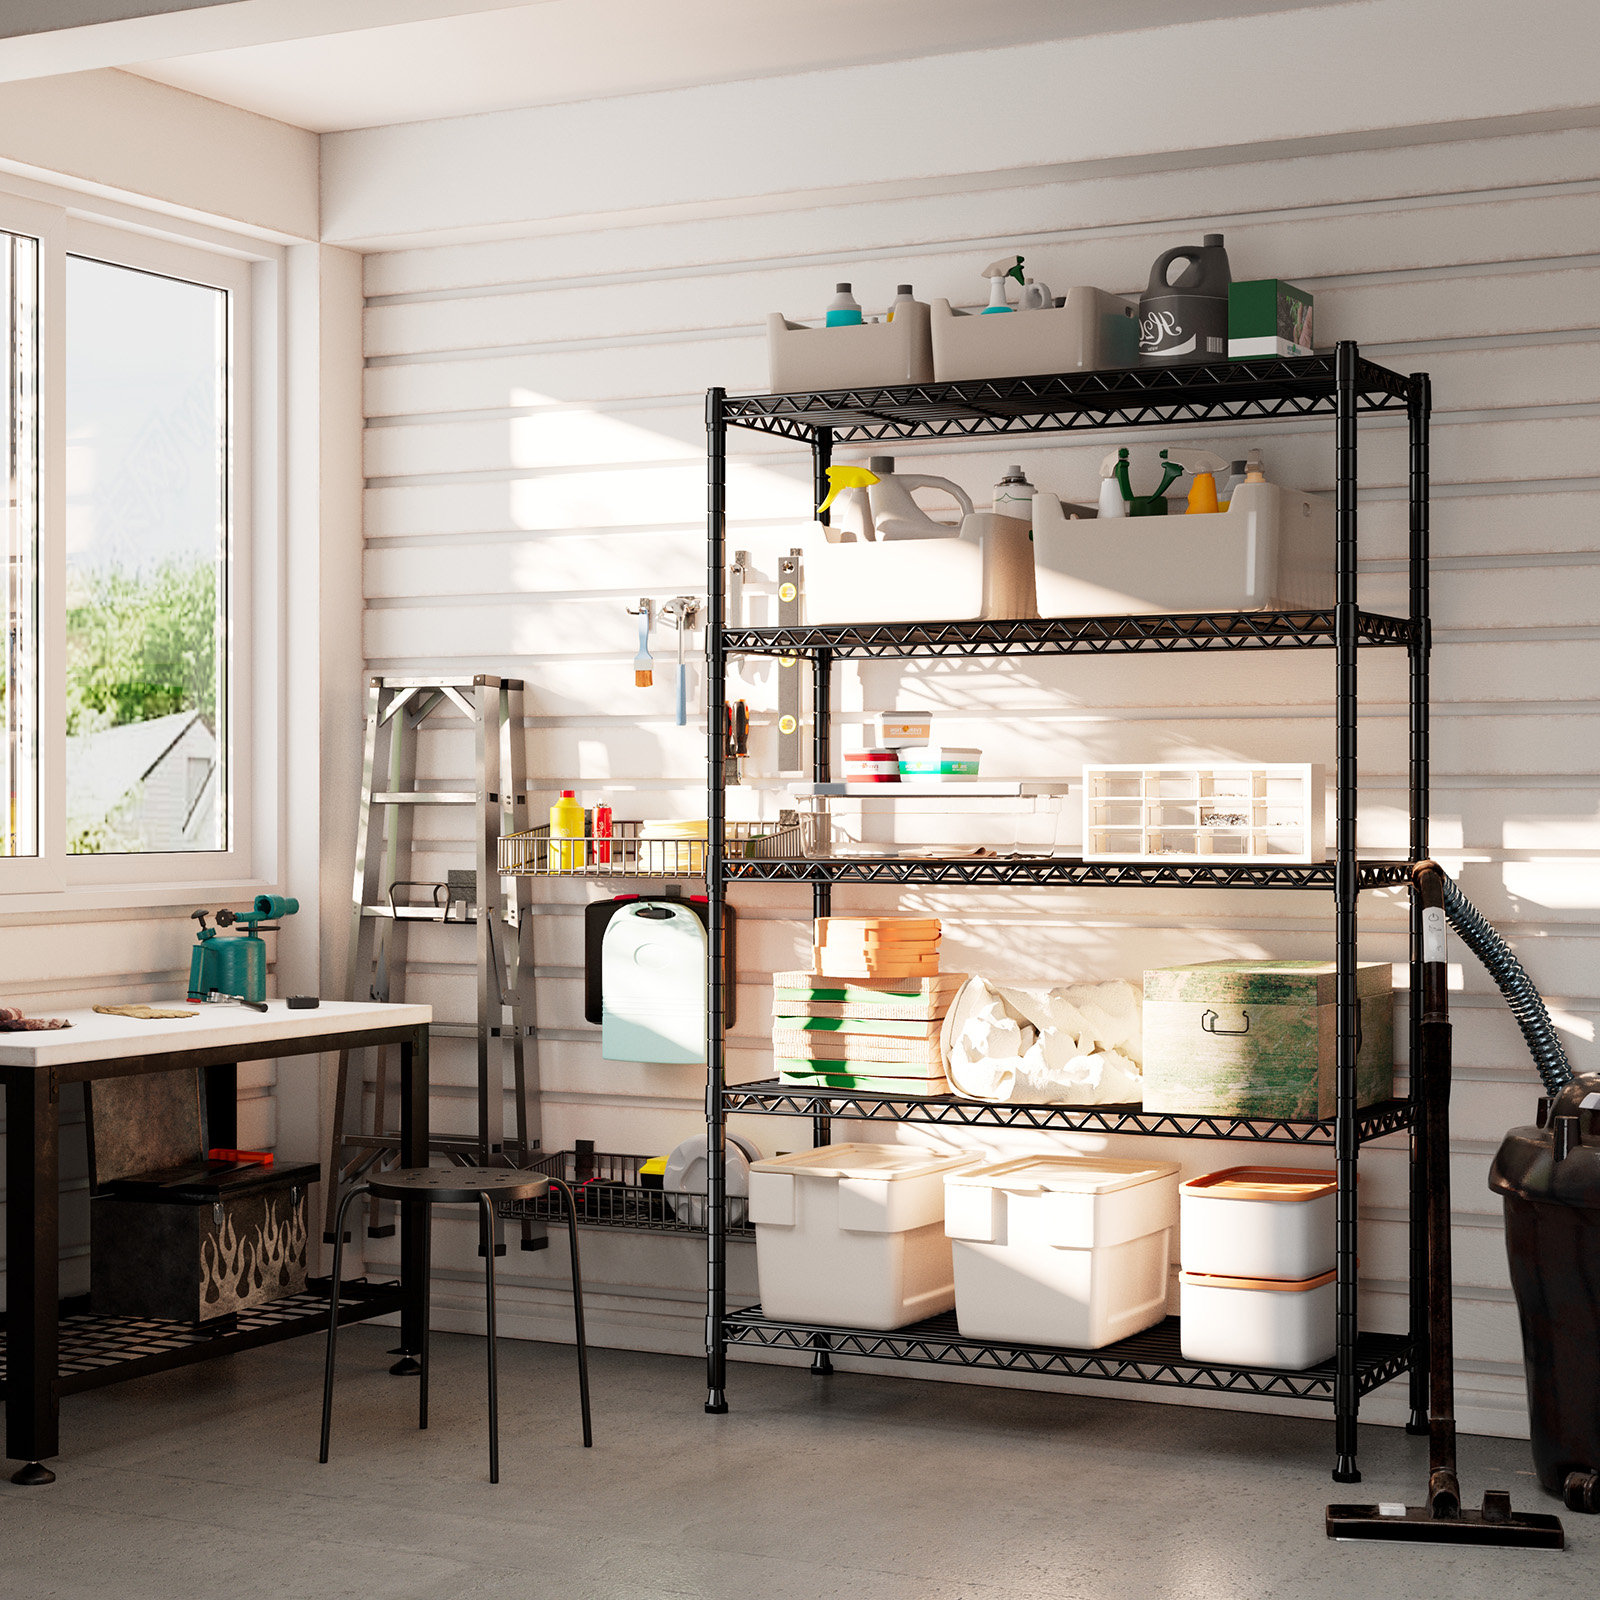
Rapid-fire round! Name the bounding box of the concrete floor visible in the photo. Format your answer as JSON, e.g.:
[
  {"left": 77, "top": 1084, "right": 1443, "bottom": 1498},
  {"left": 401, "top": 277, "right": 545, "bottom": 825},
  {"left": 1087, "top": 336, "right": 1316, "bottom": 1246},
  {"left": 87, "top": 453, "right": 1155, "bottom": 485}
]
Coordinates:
[{"left": 3, "top": 1328, "right": 1590, "bottom": 1600}]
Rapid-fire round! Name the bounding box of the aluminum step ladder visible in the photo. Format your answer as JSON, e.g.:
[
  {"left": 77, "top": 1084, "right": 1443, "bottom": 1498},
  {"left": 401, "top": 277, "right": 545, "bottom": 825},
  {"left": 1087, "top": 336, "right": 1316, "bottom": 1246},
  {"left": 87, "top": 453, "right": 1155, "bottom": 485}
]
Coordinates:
[{"left": 324, "top": 674, "right": 542, "bottom": 1250}]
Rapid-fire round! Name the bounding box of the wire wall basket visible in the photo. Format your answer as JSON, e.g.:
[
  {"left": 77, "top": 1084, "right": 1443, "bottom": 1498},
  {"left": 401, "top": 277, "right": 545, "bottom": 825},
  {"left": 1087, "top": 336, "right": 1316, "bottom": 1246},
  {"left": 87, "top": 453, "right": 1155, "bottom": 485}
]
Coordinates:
[
  {"left": 498, "top": 814, "right": 803, "bottom": 878},
  {"left": 496, "top": 1148, "right": 752, "bottom": 1236}
]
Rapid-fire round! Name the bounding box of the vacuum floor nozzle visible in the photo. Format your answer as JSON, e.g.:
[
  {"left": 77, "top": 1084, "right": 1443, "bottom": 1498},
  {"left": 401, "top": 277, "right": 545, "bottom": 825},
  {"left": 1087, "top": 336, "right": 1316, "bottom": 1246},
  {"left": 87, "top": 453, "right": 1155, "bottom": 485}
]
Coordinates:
[{"left": 1327, "top": 1491, "right": 1564, "bottom": 1549}]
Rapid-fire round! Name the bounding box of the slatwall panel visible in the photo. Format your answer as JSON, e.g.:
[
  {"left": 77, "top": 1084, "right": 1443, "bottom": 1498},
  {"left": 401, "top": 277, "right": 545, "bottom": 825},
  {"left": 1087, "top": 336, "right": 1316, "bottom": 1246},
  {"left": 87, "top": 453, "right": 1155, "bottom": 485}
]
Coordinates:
[{"left": 357, "top": 125, "right": 1600, "bottom": 1430}]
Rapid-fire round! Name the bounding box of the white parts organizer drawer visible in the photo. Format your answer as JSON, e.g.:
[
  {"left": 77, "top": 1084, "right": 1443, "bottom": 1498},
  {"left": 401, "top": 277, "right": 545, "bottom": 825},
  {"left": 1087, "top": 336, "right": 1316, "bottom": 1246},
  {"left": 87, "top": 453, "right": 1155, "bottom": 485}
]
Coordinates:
[
  {"left": 748, "top": 1143, "right": 980, "bottom": 1330},
  {"left": 767, "top": 306, "right": 933, "bottom": 393},
  {"left": 1032, "top": 480, "right": 1334, "bottom": 617},
  {"left": 944, "top": 1155, "right": 1179, "bottom": 1349},
  {"left": 929, "top": 290, "right": 1137, "bottom": 382},
  {"left": 1082, "top": 763, "right": 1325, "bottom": 864},
  {"left": 1179, "top": 1167, "right": 1337, "bottom": 1281}
]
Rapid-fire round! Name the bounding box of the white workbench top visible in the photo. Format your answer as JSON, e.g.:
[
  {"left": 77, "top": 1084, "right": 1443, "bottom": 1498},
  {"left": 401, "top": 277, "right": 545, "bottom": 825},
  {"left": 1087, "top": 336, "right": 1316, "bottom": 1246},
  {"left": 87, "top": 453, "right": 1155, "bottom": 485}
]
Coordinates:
[{"left": 0, "top": 999, "right": 432, "bottom": 1069}]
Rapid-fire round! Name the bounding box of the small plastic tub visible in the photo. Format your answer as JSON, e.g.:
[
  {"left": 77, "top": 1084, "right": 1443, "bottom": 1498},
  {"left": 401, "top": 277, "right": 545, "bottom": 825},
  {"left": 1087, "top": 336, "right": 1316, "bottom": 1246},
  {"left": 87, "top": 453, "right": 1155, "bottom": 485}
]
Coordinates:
[
  {"left": 1179, "top": 1166, "right": 1336, "bottom": 1280},
  {"left": 1179, "top": 1268, "right": 1336, "bottom": 1369}
]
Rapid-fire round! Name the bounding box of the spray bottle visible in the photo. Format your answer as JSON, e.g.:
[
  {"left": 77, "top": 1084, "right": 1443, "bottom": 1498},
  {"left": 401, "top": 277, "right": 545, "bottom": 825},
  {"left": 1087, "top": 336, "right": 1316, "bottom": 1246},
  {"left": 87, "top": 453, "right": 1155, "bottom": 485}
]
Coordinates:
[
  {"left": 981, "top": 256, "right": 1026, "bottom": 313},
  {"left": 816, "top": 463, "right": 880, "bottom": 542},
  {"left": 1098, "top": 452, "right": 1128, "bottom": 519},
  {"left": 993, "top": 464, "right": 1036, "bottom": 525},
  {"left": 1157, "top": 449, "right": 1230, "bottom": 514}
]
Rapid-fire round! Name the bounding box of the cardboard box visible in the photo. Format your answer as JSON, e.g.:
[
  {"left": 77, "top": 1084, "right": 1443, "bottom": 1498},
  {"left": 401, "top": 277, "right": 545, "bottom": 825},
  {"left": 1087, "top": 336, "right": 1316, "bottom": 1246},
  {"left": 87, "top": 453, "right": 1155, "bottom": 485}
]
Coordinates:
[
  {"left": 1142, "top": 959, "right": 1393, "bottom": 1118},
  {"left": 1229, "top": 278, "right": 1314, "bottom": 359}
]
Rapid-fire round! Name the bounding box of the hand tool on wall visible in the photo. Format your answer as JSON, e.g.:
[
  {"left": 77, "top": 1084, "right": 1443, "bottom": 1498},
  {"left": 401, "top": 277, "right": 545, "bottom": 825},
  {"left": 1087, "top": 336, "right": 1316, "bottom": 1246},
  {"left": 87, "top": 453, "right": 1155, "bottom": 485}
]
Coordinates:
[
  {"left": 660, "top": 597, "right": 702, "bottom": 727},
  {"left": 777, "top": 551, "right": 802, "bottom": 773},
  {"left": 627, "top": 599, "right": 655, "bottom": 687},
  {"left": 724, "top": 699, "right": 749, "bottom": 784}
]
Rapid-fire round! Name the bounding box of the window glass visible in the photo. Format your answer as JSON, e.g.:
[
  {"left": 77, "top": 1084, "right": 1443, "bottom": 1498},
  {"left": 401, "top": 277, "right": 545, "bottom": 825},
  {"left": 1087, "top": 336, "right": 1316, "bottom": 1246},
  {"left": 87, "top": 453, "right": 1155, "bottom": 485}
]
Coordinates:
[
  {"left": 1, "top": 232, "right": 38, "bottom": 858},
  {"left": 64, "top": 256, "right": 227, "bottom": 854}
]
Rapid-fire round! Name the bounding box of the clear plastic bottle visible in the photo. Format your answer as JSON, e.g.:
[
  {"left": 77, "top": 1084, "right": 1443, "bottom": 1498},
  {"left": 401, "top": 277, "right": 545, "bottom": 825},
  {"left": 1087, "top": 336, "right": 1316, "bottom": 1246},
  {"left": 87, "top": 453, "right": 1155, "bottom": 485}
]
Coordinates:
[{"left": 825, "top": 283, "right": 864, "bottom": 327}]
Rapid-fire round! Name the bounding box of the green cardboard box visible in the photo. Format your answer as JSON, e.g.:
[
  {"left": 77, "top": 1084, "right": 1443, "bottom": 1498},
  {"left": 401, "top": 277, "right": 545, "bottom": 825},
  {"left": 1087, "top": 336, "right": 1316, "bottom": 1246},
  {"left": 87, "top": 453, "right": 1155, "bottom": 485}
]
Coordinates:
[
  {"left": 1228, "top": 278, "right": 1314, "bottom": 359},
  {"left": 1142, "top": 959, "right": 1393, "bottom": 1119}
]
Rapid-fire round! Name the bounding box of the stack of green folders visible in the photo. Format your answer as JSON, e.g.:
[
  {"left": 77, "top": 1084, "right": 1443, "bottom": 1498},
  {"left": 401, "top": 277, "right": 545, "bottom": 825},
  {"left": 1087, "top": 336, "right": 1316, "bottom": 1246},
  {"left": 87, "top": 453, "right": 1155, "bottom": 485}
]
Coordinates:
[{"left": 770, "top": 970, "right": 967, "bottom": 1097}]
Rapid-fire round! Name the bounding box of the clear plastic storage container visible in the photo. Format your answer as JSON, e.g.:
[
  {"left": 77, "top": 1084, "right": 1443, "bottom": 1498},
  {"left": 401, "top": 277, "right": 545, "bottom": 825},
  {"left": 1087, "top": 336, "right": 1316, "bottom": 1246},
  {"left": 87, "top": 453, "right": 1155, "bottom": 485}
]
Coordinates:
[
  {"left": 747, "top": 1143, "right": 980, "bottom": 1329},
  {"left": 943, "top": 1155, "right": 1179, "bottom": 1348}
]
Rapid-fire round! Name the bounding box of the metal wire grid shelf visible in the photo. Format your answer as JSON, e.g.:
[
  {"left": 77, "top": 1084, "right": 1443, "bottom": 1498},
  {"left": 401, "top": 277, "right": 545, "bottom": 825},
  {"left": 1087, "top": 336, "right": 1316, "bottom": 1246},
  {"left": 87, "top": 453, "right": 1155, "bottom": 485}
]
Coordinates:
[
  {"left": 721, "top": 609, "right": 1419, "bottom": 660},
  {"left": 722, "top": 1308, "right": 1413, "bottom": 1403},
  {"left": 721, "top": 353, "right": 1414, "bottom": 443},
  {"left": 496, "top": 1148, "right": 752, "bottom": 1237},
  {"left": 498, "top": 816, "right": 804, "bottom": 877},
  {"left": 724, "top": 857, "right": 1415, "bottom": 890},
  {"left": 0, "top": 1281, "right": 402, "bottom": 1398},
  {"left": 720, "top": 1084, "right": 1413, "bottom": 1144}
]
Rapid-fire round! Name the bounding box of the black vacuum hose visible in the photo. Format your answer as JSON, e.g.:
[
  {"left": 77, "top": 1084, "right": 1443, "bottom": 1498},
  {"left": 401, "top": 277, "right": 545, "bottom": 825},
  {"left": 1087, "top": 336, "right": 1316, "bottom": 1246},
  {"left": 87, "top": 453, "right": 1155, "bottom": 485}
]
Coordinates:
[{"left": 1440, "top": 873, "right": 1573, "bottom": 1094}]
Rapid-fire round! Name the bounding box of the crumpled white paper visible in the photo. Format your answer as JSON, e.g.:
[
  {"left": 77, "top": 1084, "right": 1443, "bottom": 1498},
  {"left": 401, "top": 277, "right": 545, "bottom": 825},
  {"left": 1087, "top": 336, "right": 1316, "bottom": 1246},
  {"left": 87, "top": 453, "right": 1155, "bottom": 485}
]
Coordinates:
[{"left": 940, "top": 977, "right": 1143, "bottom": 1104}]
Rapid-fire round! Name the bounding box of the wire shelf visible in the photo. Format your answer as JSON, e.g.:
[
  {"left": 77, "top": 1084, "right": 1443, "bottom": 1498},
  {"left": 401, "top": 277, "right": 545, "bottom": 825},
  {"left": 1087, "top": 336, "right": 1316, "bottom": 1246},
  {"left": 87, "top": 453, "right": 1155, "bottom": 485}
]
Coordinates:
[
  {"left": 722, "top": 353, "right": 1415, "bottom": 443},
  {"left": 721, "top": 1083, "right": 1412, "bottom": 1144},
  {"left": 498, "top": 816, "right": 803, "bottom": 878},
  {"left": 722, "top": 1307, "right": 1412, "bottom": 1402},
  {"left": 495, "top": 1148, "right": 753, "bottom": 1237},
  {"left": 720, "top": 610, "right": 1418, "bottom": 660},
  {"left": 724, "top": 856, "right": 1415, "bottom": 890}
]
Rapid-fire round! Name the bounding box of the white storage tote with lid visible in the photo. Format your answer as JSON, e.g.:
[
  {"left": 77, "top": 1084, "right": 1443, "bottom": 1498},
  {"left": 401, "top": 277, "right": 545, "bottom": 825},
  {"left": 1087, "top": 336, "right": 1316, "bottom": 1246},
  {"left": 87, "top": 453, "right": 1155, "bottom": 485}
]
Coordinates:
[
  {"left": 1179, "top": 1166, "right": 1336, "bottom": 1281},
  {"left": 747, "top": 1143, "right": 980, "bottom": 1329},
  {"left": 1180, "top": 1268, "right": 1336, "bottom": 1369},
  {"left": 943, "top": 1155, "right": 1180, "bottom": 1348}
]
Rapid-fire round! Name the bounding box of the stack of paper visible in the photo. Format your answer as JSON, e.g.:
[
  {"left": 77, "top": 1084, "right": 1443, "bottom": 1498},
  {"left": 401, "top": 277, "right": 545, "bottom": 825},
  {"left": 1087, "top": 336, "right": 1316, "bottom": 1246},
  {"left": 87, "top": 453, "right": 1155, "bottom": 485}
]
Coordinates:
[{"left": 771, "top": 970, "right": 966, "bottom": 1097}]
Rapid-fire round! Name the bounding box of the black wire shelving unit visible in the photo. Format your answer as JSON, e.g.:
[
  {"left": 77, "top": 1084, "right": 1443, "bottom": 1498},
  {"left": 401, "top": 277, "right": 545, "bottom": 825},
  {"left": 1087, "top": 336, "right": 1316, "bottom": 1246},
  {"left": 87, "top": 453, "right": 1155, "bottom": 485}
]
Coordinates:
[{"left": 703, "top": 346, "right": 1434, "bottom": 1485}]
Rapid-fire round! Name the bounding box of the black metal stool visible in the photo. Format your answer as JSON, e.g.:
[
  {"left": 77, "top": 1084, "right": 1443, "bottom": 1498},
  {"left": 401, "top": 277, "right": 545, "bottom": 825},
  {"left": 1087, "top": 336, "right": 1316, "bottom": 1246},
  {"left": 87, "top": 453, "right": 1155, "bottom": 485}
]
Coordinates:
[{"left": 320, "top": 1168, "right": 592, "bottom": 1482}]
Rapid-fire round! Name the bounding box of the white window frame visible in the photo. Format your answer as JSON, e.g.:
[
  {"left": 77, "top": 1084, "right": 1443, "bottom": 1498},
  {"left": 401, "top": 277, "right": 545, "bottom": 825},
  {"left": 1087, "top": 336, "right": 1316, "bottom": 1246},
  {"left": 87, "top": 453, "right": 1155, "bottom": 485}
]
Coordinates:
[{"left": 0, "top": 181, "right": 283, "bottom": 911}]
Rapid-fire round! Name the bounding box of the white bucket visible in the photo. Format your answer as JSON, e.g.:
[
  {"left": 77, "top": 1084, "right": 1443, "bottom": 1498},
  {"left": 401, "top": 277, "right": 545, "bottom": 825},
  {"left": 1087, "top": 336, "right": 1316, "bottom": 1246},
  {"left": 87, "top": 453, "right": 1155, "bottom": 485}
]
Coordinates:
[{"left": 1179, "top": 1268, "right": 1336, "bottom": 1369}]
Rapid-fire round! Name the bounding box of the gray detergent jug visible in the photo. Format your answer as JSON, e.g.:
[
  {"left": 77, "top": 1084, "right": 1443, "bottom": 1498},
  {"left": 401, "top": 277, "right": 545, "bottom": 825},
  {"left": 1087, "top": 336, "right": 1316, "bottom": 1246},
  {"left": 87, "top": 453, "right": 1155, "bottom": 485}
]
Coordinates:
[{"left": 1138, "top": 233, "right": 1231, "bottom": 365}]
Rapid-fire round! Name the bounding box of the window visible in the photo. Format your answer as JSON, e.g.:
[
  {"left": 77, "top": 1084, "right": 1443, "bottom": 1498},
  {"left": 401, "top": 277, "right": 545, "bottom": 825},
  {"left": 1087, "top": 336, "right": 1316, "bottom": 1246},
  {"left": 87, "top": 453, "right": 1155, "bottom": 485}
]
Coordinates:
[
  {"left": 0, "top": 193, "right": 260, "bottom": 900},
  {"left": 64, "top": 256, "right": 229, "bottom": 855},
  {"left": 2, "top": 231, "right": 38, "bottom": 859}
]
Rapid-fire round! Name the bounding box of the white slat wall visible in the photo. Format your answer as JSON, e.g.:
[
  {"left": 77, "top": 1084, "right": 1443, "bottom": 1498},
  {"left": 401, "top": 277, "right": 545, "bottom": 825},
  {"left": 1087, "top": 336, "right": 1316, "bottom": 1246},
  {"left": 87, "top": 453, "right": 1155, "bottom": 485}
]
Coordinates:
[{"left": 358, "top": 124, "right": 1600, "bottom": 1432}]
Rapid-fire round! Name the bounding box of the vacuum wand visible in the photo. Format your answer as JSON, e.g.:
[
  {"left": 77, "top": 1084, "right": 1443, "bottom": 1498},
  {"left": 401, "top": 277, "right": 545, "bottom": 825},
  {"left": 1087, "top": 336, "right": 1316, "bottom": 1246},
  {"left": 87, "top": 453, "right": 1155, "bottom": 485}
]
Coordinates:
[{"left": 1325, "top": 861, "right": 1563, "bottom": 1548}]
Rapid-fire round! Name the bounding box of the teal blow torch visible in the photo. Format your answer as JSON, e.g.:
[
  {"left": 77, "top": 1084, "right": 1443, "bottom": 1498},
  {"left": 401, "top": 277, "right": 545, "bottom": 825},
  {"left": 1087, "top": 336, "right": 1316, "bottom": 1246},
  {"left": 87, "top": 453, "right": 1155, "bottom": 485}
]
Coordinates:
[{"left": 187, "top": 894, "right": 298, "bottom": 1009}]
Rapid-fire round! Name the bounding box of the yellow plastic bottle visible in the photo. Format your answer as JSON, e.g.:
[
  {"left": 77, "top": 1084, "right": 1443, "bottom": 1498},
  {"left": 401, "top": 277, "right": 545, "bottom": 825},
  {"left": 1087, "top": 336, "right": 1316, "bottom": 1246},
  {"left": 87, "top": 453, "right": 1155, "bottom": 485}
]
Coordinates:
[
  {"left": 1186, "top": 472, "right": 1220, "bottom": 514},
  {"left": 549, "top": 789, "right": 586, "bottom": 873}
]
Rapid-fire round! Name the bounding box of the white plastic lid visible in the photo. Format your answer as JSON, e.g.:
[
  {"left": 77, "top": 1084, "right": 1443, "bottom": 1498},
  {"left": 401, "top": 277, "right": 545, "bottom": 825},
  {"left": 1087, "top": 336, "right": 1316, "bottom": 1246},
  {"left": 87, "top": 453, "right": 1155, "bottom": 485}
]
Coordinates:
[
  {"left": 946, "top": 1155, "right": 1179, "bottom": 1195},
  {"left": 750, "top": 1142, "right": 973, "bottom": 1182}
]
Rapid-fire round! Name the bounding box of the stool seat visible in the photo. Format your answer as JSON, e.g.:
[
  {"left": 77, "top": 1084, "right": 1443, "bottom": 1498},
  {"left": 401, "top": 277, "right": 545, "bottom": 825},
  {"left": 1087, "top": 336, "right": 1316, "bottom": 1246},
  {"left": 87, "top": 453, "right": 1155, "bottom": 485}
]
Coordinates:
[{"left": 366, "top": 1167, "right": 552, "bottom": 1206}]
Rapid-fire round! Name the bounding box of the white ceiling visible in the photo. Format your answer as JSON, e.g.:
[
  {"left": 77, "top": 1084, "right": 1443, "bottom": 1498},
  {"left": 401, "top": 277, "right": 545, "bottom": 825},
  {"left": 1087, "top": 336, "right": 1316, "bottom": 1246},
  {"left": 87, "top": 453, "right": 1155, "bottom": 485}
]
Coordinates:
[{"left": 125, "top": 0, "right": 1359, "bottom": 133}]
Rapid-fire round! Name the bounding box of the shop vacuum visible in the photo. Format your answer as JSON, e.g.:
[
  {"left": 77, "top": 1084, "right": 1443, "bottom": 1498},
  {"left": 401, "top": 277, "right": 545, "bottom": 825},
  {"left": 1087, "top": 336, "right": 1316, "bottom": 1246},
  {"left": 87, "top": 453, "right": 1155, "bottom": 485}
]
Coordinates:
[{"left": 1328, "top": 860, "right": 1596, "bottom": 1548}]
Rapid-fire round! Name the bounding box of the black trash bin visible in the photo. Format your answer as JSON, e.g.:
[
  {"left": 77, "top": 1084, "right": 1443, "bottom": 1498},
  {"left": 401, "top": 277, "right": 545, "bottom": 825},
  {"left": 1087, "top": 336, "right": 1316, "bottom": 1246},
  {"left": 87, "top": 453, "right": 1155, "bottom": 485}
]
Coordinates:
[{"left": 1490, "top": 1070, "right": 1600, "bottom": 1512}]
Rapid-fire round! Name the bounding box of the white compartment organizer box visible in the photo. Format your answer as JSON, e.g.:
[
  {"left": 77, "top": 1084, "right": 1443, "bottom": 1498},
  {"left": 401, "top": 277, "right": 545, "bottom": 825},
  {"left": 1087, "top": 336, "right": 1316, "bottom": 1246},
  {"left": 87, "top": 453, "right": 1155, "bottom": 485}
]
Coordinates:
[
  {"left": 1180, "top": 1268, "right": 1337, "bottom": 1369},
  {"left": 943, "top": 1155, "right": 1179, "bottom": 1348},
  {"left": 929, "top": 290, "right": 1137, "bottom": 382},
  {"left": 747, "top": 1144, "right": 978, "bottom": 1329},
  {"left": 1033, "top": 480, "right": 1334, "bottom": 616},
  {"left": 1179, "top": 1166, "right": 1337, "bottom": 1281}
]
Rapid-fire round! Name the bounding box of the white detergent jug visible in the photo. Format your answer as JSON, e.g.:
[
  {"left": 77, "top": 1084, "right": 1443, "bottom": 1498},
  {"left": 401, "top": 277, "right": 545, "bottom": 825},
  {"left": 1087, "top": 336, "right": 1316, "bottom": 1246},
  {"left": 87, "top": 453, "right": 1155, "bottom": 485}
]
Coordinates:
[{"left": 866, "top": 455, "right": 974, "bottom": 541}]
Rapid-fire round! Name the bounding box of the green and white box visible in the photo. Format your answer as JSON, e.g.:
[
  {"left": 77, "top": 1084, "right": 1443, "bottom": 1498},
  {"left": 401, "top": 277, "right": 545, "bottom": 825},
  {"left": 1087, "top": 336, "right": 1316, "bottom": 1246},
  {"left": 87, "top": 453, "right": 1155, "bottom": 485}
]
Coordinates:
[
  {"left": 1142, "top": 959, "right": 1393, "bottom": 1119},
  {"left": 1228, "top": 279, "right": 1314, "bottom": 359}
]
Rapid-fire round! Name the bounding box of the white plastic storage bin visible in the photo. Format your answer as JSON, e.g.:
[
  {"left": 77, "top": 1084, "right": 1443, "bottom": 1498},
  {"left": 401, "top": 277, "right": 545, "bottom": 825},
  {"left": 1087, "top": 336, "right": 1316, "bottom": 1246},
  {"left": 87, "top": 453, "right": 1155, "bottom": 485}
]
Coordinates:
[
  {"left": 801, "top": 511, "right": 1033, "bottom": 626},
  {"left": 943, "top": 1155, "right": 1179, "bottom": 1348},
  {"left": 1032, "top": 480, "right": 1334, "bottom": 616},
  {"left": 792, "top": 788, "right": 1070, "bottom": 859},
  {"left": 747, "top": 1144, "right": 979, "bottom": 1330},
  {"left": 1179, "top": 1167, "right": 1336, "bottom": 1281},
  {"left": 929, "top": 290, "right": 1137, "bottom": 382},
  {"left": 1180, "top": 1268, "right": 1336, "bottom": 1369},
  {"left": 767, "top": 306, "right": 933, "bottom": 393}
]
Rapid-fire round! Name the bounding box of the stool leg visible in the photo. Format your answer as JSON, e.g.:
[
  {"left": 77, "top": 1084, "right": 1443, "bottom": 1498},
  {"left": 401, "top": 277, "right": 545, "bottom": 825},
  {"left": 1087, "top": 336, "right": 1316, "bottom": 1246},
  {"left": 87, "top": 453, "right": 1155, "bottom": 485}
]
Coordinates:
[
  {"left": 551, "top": 1178, "right": 593, "bottom": 1447},
  {"left": 418, "top": 1200, "right": 432, "bottom": 1430},
  {"left": 319, "top": 1185, "right": 369, "bottom": 1464},
  {"left": 479, "top": 1194, "right": 500, "bottom": 1484}
]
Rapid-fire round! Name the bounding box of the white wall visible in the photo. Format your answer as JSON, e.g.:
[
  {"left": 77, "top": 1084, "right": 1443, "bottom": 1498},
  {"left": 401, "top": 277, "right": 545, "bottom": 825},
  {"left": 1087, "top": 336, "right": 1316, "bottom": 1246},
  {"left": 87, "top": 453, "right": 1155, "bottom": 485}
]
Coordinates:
[{"left": 340, "top": 19, "right": 1600, "bottom": 1439}]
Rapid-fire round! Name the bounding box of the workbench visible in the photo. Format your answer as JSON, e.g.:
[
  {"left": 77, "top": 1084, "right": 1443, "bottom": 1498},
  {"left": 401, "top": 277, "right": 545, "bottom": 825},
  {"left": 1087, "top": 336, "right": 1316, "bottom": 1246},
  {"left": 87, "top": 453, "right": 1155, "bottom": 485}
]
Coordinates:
[{"left": 1, "top": 999, "right": 431, "bottom": 1484}]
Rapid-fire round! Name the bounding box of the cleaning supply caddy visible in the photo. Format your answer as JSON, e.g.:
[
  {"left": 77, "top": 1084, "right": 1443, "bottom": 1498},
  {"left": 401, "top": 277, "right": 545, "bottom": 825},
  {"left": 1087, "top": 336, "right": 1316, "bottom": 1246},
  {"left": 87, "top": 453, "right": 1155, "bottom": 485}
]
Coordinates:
[
  {"left": 1142, "top": 959, "right": 1394, "bottom": 1119},
  {"left": 929, "top": 287, "right": 1137, "bottom": 381},
  {"left": 747, "top": 1143, "right": 980, "bottom": 1329},
  {"left": 768, "top": 286, "right": 933, "bottom": 391},
  {"left": 1033, "top": 471, "right": 1335, "bottom": 616},
  {"left": 943, "top": 1155, "right": 1179, "bottom": 1347}
]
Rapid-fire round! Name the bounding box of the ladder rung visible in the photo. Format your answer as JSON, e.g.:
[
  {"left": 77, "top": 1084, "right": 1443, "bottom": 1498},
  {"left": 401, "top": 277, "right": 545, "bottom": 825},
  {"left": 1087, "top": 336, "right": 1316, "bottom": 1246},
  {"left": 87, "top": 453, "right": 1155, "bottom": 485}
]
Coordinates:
[
  {"left": 360, "top": 906, "right": 479, "bottom": 923},
  {"left": 373, "top": 791, "right": 478, "bottom": 805}
]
